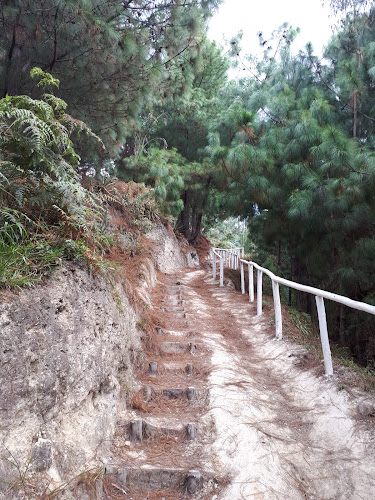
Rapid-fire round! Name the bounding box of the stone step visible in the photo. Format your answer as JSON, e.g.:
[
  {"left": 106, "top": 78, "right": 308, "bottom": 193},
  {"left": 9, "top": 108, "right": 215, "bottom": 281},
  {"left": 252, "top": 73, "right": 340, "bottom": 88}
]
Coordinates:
[
  {"left": 173, "top": 312, "right": 188, "bottom": 319},
  {"left": 161, "top": 297, "right": 184, "bottom": 305},
  {"left": 147, "top": 359, "right": 194, "bottom": 376},
  {"left": 126, "top": 417, "right": 197, "bottom": 441},
  {"left": 164, "top": 307, "right": 185, "bottom": 312},
  {"left": 107, "top": 465, "right": 205, "bottom": 494},
  {"left": 163, "top": 386, "right": 196, "bottom": 401},
  {"left": 152, "top": 361, "right": 194, "bottom": 376},
  {"left": 157, "top": 329, "right": 186, "bottom": 338},
  {"left": 159, "top": 307, "right": 187, "bottom": 316},
  {"left": 160, "top": 341, "right": 197, "bottom": 354},
  {"left": 164, "top": 285, "right": 185, "bottom": 292},
  {"left": 142, "top": 384, "right": 204, "bottom": 403}
]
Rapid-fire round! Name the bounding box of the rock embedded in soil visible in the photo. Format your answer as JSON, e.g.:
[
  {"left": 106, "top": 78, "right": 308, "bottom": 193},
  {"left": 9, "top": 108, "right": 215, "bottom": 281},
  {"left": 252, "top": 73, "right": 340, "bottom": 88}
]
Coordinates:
[
  {"left": 186, "top": 363, "right": 193, "bottom": 375},
  {"left": 357, "top": 399, "right": 375, "bottom": 417},
  {"left": 130, "top": 419, "right": 143, "bottom": 441},
  {"left": 149, "top": 362, "right": 158, "bottom": 376}
]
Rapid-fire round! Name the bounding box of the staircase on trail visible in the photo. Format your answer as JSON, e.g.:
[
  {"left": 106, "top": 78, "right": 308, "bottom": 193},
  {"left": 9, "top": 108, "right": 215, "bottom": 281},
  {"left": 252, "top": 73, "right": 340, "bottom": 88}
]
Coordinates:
[
  {"left": 106, "top": 271, "right": 216, "bottom": 500},
  {"left": 105, "top": 265, "right": 375, "bottom": 500}
]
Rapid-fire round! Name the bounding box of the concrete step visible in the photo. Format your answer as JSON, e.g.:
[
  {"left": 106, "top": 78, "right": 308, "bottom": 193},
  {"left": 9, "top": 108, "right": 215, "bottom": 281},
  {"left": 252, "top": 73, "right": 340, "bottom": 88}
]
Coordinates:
[
  {"left": 164, "top": 280, "right": 184, "bottom": 285},
  {"left": 163, "top": 304, "right": 185, "bottom": 312},
  {"left": 141, "top": 385, "right": 198, "bottom": 403},
  {"left": 107, "top": 464, "right": 205, "bottom": 494},
  {"left": 164, "top": 286, "right": 185, "bottom": 293},
  {"left": 125, "top": 417, "right": 197, "bottom": 441},
  {"left": 158, "top": 329, "right": 186, "bottom": 339},
  {"left": 160, "top": 341, "right": 198, "bottom": 354},
  {"left": 163, "top": 386, "right": 196, "bottom": 401},
  {"left": 159, "top": 361, "right": 194, "bottom": 375},
  {"left": 161, "top": 297, "right": 184, "bottom": 305},
  {"left": 147, "top": 359, "right": 194, "bottom": 376},
  {"left": 159, "top": 308, "right": 187, "bottom": 319}
]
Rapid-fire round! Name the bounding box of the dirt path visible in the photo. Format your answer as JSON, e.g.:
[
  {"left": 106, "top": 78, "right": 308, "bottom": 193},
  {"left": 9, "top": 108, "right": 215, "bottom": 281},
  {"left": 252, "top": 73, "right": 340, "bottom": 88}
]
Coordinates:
[
  {"left": 182, "top": 268, "right": 375, "bottom": 500},
  {"left": 110, "top": 266, "right": 375, "bottom": 499}
]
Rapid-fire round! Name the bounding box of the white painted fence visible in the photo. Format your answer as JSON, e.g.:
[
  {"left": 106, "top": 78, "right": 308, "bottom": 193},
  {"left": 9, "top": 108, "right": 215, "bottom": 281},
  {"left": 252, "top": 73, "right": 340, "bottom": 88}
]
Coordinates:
[{"left": 211, "top": 247, "right": 375, "bottom": 376}]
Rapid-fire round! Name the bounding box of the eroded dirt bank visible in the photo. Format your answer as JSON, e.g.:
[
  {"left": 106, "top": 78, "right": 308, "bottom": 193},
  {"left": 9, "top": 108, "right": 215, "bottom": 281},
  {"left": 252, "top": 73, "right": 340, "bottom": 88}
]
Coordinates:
[{"left": 0, "top": 223, "right": 197, "bottom": 499}]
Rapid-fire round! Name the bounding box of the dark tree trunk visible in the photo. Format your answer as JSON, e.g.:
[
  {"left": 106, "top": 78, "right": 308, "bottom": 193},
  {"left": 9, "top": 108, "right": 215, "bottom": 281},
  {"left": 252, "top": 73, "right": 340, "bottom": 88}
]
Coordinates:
[
  {"left": 3, "top": 10, "right": 21, "bottom": 97},
  {"left": 288, "top": 243, "right": 293, "bottom": 307},
  {"left": 189, "top": 212, "right": 203, "bottom": 243},
  {"left": 176, "top": 190, "right": 190, "bottom": 239},
  {"left": 339, "top": 304, "right": 345, "bottom": 346}
]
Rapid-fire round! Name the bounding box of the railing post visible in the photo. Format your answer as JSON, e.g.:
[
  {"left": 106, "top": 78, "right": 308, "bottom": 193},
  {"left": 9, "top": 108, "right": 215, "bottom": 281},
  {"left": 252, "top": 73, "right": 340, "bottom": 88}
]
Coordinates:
[
  {"left": 225, "top": 250, "right": 228, "bottom": 267},
  {"left": 249, "top": 264, "right": 254, "bottom": 302},
  {"left": 272, "top": 280, "right": 283, "bottom": 339},
  {"left": 213, "top": 251, "right": 216, "bottom": 279},
  {"left": 315, "top": 295, "right": 333, "bottom": 375},
  {"left": 257, "top": 270, "right": 263, "bottom": 316},
  {"left": 219, "top": 256, "right": 224, "bottom": 287},
  {"left": 240, "top": 261, "right": 245, "bottom": 294}
]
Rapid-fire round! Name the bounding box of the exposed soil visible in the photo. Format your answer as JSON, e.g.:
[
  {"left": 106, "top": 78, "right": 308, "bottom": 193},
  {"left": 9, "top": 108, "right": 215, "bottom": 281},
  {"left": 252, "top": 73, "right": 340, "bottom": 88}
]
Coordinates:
[{"left": 109, "top": 259, "right": 375, "bottom": 499}]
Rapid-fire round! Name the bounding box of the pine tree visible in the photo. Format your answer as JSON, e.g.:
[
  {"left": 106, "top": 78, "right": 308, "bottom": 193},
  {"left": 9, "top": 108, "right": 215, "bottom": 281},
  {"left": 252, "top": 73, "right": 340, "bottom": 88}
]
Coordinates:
[
  {"left": 0, "top": 0, "right": 221, "bottom": 156},
  {"left": 119, "top": 38, "right": 229, "bottom": 242}
]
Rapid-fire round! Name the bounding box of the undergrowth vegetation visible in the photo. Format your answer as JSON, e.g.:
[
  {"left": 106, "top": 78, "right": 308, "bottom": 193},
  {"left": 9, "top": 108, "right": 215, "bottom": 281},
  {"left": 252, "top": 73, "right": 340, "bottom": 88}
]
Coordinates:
[
  {"left": 0, "top": 68, "right": 161, "bottom": 289},
  {"left": 0, "top": 68, "right": 106, "bottom": 287}
]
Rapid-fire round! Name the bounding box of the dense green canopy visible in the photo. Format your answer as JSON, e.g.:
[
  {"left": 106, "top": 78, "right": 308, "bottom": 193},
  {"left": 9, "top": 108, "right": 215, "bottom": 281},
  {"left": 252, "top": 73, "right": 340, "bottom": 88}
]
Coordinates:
[{"left": 0, "top": 0, "right": 220, "bottom": 154}]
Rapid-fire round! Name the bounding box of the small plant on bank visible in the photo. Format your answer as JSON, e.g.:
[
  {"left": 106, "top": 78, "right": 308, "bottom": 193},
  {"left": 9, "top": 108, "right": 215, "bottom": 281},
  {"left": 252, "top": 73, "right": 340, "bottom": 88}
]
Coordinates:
[
  {"left": 1, "top": 448, "right": 105, "bottom": 499},
  {"left": 1, "top": 449, "right": 32, "bottom": 500}
]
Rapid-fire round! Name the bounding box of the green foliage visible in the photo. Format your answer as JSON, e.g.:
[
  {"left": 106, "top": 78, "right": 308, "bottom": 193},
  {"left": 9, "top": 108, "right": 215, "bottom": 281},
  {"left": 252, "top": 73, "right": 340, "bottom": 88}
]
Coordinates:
[
  {"left": 1, "top": 447, "right": 105, "bottom": 499},
  {"left": 206, "top": 217, "right": 246, "bottom": 248},
  {"left": 123, "top": 148, "right": 186, "bottom": 216},
  {"left": 0, "top": 233, "right": 61, "bottom": 289},
  {"left": 120, "top": 37, "right": 229, "bottom": 241},
  {"left": 0, "top": 0, "right": 221, "bottom": 156},
  {"left": 30, "top": 67, "right": 60, "bottom": 90},
  {"left": 207, "top": 6, "right": 375, "bottom": 366},
  {"left": 0, "top": 69, "right": 110, "bottom": 287}
]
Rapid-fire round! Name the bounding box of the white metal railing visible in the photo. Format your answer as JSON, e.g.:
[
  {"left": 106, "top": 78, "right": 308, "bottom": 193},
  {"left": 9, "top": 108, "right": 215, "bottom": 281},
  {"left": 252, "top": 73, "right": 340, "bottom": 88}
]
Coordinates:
[{"left": 211, "top": 247, "right": 375, "bottom": 375}]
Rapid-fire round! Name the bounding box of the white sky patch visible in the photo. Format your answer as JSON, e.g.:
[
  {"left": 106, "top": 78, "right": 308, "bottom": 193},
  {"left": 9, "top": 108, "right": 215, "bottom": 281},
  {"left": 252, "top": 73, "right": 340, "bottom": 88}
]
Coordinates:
[{"left": 208, "top": 0, "right": 335, "bottom": 59}]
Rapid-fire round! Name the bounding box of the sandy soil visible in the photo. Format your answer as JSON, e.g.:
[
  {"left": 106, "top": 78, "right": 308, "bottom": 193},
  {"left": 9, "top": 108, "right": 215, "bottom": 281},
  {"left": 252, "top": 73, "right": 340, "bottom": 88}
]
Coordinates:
[{"left": 181, "top": 268, "right": 375, "bottom": 500}]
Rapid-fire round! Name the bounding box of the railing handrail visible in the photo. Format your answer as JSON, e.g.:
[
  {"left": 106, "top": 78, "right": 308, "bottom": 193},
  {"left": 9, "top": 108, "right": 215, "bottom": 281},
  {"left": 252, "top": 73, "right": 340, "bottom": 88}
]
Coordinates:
[
  {"left": 211, "top": 247, "right": 375, "bottom": 376},
  {"left": 239, "top": 258, "right": 375, "bottom": 316}
]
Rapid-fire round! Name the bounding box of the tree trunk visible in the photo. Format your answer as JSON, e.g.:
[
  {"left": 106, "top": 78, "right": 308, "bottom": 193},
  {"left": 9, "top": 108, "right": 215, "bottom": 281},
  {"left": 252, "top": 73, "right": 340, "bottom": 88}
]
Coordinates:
[
  {"left": 353, "top": 89, "right": 358, "bottom": 138},
  {"left": 3, "top": 10, "right": 22, "bottom": 97},
  {"left": 176, "top": 190, "right": 190, "bottom": 239},
  {"left": 189, "top": 212, "right": 203, "bottom": 243}
]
